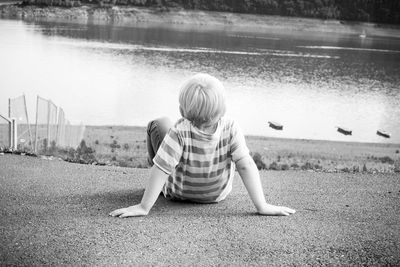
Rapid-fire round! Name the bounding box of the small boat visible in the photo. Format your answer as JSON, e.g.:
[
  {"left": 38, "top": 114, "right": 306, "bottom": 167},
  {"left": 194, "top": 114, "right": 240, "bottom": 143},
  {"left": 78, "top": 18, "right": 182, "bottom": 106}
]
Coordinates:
[
  {"left": 336, "top": 126, "right": 352, "bottom": 136},
  {"left": 377, "top": 130, "right": 390, "bottom": 138},
  {"left": 359, "top": 30, "right": 367, "bottom": 38},
  {"left": 268, "top": 121, "right": 283, "bottom": 130}
]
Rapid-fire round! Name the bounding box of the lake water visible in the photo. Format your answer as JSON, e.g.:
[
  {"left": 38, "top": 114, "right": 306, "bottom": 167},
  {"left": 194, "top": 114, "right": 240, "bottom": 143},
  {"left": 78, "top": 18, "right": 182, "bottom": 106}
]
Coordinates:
[{"left": 1, "top": 18, "right": 400, "bottom": 143}]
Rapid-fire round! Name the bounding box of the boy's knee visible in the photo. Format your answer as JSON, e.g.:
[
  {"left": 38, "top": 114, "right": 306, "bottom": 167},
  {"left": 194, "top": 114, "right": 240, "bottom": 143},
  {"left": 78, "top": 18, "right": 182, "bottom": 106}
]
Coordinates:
[{"left": 147, "top": 117, "right": 172, "bottom": 136}]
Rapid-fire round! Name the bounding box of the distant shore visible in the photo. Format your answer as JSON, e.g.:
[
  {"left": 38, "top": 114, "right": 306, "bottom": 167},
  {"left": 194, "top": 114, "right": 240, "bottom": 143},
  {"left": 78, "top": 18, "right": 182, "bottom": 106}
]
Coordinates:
[{"left": 1, "top": 4, "right": 400, "bottom": 37}]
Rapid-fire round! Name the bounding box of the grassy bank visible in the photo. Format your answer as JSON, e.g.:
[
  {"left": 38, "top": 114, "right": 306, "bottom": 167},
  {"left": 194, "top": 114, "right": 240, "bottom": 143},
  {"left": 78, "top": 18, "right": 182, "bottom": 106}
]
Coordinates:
[
  {"left": 80, "top": 125, "right": 400, "bottom": 173},
  {"left": 1, "top": 4, "right": 400, "bottom": 37}
]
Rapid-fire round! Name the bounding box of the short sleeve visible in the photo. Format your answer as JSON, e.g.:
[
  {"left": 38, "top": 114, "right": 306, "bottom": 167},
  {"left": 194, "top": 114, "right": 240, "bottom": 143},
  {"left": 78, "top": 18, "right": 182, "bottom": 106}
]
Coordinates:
[
  {"left": 153, "top": 128, "right": 183, "bottom": 175},
  {"left": 230, "top": 120, "right": 250, "bottom": 163}
]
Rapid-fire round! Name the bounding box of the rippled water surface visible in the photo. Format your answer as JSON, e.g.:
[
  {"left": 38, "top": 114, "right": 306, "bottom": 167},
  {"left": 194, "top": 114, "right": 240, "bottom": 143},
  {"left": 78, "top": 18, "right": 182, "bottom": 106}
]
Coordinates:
[{"left": 1, "top": 19, "right": 400, "bottom": 143}]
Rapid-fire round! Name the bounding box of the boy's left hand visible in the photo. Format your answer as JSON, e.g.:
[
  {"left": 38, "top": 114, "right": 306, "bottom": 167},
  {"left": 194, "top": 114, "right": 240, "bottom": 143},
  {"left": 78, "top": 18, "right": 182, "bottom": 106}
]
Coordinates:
[
  {"left": 257, "top": 204, "right": 296, "bottom": 216},
  {"left": 109, "top": 204, "right": 148, "bottom": 218}
]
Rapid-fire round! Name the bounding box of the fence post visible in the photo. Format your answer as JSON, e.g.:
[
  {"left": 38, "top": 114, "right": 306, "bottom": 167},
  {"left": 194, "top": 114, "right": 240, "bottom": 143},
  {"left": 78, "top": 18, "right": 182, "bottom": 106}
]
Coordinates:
[
  {"left": 8, "top": 120, "right": 12, "bottom": 149},
  {"left": 34, "top": 96, "right": 39, "bottom": 153},
  {"left": 47, "top": 100, "right": 51, "bottom": 150},
  {"left": 11, "top": 118, "right": 17, "bottom": 151},
  {"left": 23, "top": 94, "right": 34, "bottom": 151}
]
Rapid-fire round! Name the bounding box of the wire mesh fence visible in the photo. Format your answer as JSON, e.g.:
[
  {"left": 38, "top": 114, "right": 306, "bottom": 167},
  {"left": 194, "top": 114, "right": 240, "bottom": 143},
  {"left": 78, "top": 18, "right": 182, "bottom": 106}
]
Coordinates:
[
  {"left": 9, "top": 95, "right": 33, "bottom": 151},
  {"left": 0, "top": 116, "right": 10, "bottom": 149},
  {"left": 1, "top": 95, "right": 85, "bottom": 154},
  {"left": 34, "top": 96, "right": 59, "bottom": 153},
  {"left": 64, "top": 120, "right": 85, "bottom": 149}
]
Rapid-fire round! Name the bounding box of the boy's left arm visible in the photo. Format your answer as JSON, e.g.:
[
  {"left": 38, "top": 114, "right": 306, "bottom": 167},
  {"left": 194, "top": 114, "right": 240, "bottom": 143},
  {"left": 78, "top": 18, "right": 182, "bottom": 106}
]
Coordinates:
[{"left": 236, "top": 154, "right": 296, "bottom": 216}]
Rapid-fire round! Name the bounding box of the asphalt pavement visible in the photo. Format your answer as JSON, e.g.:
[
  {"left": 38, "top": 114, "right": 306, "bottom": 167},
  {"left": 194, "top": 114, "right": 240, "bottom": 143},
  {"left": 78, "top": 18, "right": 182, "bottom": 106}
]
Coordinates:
[{"left": 1, "top": 154, "right": 399, "bottom": 266}]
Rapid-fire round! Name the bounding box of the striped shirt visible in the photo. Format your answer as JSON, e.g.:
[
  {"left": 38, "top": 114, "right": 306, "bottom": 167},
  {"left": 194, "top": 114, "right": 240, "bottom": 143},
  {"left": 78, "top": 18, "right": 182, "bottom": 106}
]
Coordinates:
[{"left": 153, "top": 117, "right": 249, "bottom": 203}]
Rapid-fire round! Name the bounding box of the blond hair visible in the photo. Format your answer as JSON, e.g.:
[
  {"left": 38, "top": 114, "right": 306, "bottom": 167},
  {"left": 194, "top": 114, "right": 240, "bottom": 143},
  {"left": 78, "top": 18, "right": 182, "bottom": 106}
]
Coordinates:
[{"left": 179, "top": 73, "right": 226, "bottom": 127}]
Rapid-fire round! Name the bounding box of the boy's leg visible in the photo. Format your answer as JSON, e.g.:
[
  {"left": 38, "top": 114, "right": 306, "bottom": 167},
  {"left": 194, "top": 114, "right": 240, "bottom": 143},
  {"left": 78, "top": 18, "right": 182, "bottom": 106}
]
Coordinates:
[{"left": 146, "top": 117, "right": 173, "bottom": 166}]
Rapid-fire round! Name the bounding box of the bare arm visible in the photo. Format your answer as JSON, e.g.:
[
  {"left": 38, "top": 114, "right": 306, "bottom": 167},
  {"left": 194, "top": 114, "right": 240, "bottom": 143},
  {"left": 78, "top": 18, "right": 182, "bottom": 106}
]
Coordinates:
[
  {"left": 109, "top": 165, "right": 169, "bottom": 218},
  {"left": 236, "top": 154, "right": 295, "bottom": 216}
]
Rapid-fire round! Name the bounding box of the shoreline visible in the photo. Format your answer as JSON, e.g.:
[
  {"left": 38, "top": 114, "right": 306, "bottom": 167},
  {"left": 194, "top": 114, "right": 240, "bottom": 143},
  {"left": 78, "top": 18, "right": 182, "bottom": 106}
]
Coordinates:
[{"left": 1, "top": 4, "right": 400, "bottom": 37}]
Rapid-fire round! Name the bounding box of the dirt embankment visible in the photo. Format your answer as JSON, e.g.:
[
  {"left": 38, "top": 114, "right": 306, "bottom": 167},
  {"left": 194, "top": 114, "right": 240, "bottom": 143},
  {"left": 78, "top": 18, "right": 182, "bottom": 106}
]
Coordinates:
[{"left": 1, "top": 4, "right": 400, "bottom": 37}]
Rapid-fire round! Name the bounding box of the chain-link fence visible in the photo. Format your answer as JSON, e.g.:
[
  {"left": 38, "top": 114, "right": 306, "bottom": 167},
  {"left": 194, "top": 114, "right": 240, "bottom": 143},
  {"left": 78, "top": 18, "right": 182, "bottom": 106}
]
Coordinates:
[
  {"left": 34, "top": 96, "right": 59, "bottom": 153},
  {"left": 0, "top": 115, "right": 10, "bottom": 149},
  {"left": 1, "top": 95, "right": 85, "bottom": 153},
  {"left": 9, "top": 95, "right": 33, "bottom": 151},
  {"left": 64, "top": 120, "right": 85, "bottom": 149},
  {"left": 34, "top": 96, "right": 85, "bottom": 153}
]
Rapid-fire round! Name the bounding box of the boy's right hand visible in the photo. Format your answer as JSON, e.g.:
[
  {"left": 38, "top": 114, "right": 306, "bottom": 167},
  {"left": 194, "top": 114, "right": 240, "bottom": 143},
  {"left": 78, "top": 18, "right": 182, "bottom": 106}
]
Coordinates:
[
  {"left": 257, "top": 204, "right": 296, "bottom": 216},
  {"left": 109, "top": 204, "right": 148, "bottom": 218}
]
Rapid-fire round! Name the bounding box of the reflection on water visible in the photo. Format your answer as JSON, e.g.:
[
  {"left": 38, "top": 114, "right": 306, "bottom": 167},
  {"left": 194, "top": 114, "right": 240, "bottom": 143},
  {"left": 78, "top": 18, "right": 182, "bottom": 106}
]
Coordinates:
[{"left": 0, "top": 19, "right": 399, "bottom": 143}]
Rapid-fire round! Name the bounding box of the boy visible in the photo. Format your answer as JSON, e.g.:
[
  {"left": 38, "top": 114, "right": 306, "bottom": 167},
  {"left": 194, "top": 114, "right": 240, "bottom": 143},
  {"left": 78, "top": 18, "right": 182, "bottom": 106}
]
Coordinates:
[{"left": 110, "top": 73, "right": 295, "bottom": 218}]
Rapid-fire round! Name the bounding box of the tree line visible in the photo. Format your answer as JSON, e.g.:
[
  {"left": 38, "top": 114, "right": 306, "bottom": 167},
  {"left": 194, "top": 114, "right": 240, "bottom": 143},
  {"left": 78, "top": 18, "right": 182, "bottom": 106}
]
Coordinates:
[
  {"left": 24, "top": 0, "right": 400, "bottom": 24},
  {"left": 138, "top": 0, "right": 400, "bottom": 24}
]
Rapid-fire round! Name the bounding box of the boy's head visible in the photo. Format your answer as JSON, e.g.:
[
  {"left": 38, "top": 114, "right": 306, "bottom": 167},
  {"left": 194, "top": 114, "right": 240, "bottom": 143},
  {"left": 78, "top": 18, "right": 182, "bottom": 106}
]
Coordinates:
[{"left": 179, "top": 73, "right": 226, "bottom": 127}]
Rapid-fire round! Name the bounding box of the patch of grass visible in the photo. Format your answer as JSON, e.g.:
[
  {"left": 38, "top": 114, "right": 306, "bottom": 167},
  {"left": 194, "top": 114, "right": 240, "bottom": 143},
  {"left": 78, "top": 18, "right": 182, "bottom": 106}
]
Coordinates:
[{"left": 80, "top": 126, "right": 400, "bottom": 172}]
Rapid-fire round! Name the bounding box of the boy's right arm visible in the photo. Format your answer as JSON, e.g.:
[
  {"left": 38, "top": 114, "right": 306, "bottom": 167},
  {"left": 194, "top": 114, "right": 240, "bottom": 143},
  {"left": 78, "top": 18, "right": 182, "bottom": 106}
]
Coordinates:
[
  {"left": 236, "top": 154, "right": 296, "bottom": 216},
  {"left": 109, "top": 165, "right": 168, "bottom": 218}
]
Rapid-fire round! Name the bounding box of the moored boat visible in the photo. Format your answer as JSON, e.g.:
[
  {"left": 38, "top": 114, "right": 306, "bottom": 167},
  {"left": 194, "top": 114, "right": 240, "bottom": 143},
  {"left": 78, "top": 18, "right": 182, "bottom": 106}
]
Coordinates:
[
  {"left": 377, "top": 130, "right": 390, "bottom": 138},
  {"left": 268, "top": 121, "right": 283, "bottom": 130},
  {"left": 336, "top": 126, "right": 352, "bottom": 135}
]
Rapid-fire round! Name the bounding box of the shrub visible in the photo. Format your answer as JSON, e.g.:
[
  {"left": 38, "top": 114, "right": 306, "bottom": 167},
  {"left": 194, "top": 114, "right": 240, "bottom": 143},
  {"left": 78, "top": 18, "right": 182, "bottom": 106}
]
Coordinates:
[
  {"left": 110, "top": 140, "right": 121, "bottom": 149},
  {"left": 76, "top": 140, "right": 96, "bottom": 162},
  {"left": 301, "top": 162, "right": 313, "bottom": 170},
  {"left": 378, "top": 156, "right": 394, "bottom": 164},
  {"left": 47, "top": 140, "right": 57, "bottom": 155},
  {"left": 252, "top": 152, "right": 266, "bottom": 170},
  {"left": 290, "top": 163, "right": 300, "bottom": 169},
  {"left": 62, "top": 140, "right": 97, "bottom": 164},
  {"left": 352, "top": 165, "right": 360, "bottom": 173},
  {"left": 95, "top": 140, "right": 99, "bottom": 145},
  {"left": 269, "top": 161, "right": 280, "bottom": 170},
  {"left": 123, "top": 143, "right": 130, "bottom": 150},
  {"left": 119, "top": 161, "right": 128, "bottom": 167},
  {"left": 394, "top": 161, "right": 400, "bottom": 173},
  {"left": 362, "top": 163, "right": 368, "bottom": 172},
  {"left": 281, "top": 164, "right": 289, "bottom": 170},
  {"left": 340, "top": 167, "right": 350, "bottom": 173}
]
